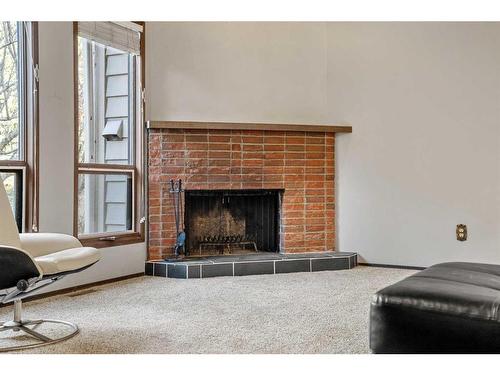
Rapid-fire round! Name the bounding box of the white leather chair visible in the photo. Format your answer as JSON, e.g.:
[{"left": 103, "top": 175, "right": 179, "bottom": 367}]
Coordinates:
[{"left": 0, "top": 178, "right": 100, "bottom": 352}]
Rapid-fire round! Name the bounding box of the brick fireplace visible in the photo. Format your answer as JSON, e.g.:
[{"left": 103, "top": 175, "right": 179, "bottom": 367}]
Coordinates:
[{"left": 147, "top": 122, "right": 349, "bottom": 261}]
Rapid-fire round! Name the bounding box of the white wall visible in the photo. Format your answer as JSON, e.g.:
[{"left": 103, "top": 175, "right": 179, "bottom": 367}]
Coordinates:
[
  {"left": 38, "top": 22, "right": 75, "bottom": 235},
  {"left": 37, "top": 22, "right": 146, "bottom": 292},
  {"left": 329, "top": 23, "right": 500, "bottom": 267},
  {"left": 147, "top": 22, "right": 500, "bottom": 267},
  {"left": 146, "top": 22, "right": 328, "bottom": 124}
]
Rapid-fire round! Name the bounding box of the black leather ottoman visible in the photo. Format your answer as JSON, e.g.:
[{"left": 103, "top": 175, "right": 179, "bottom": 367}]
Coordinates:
[{"left": 370, "top": 262, "right": 500, "bottom": 353}]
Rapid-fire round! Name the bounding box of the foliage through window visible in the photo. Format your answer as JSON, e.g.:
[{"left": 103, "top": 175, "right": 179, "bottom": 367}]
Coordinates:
[
  {"left": 0, "top": 21, "right": 36, "bottom": 232},
  {"left": 0, "top": 22, "right": 20, "bottom": 161}
]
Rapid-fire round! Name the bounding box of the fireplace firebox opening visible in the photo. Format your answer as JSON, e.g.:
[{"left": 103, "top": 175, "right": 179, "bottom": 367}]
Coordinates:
[{"left": 184, "top": 189, "right": 282, "bottom": 256}]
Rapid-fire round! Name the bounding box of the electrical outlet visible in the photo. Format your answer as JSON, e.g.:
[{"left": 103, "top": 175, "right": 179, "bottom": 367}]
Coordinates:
[{"left": 456, "top": 224, "right": 467, "bottom": 241}]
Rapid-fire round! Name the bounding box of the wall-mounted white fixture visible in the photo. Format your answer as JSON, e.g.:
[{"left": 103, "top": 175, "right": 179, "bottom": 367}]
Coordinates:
[{"left": 102, "top": 120, "right": 123, "bottom": 141}]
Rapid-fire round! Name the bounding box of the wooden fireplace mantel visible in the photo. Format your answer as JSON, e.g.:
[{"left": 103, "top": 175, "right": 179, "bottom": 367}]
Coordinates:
[{"left": 147, "top": 120, "right": 352, "bottom": 133}]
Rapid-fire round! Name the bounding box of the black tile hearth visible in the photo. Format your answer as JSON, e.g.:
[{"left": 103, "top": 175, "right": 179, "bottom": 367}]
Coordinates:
[
  {"left": 234, "top": 261, "right": 274, "bottom": 276},
  {"left": 188, "top": 265, "right": 201, "bottom": 279},
  {"left": 311, "top": 257, "right": 350, "bottom": 272},
  {"left": 349, "top": 255, "right": 356, "bottom": 269},
  {"left": 167, "top": 264, "right": 187, "bottom": 279},
  {"left": 275, "top": 259, "right": 311, "bottom": 274},
  {"left": 145, "top": 262, "right": 154, "bottom": 276},
  {"left": 154, "top": 263, "right": 167, "bottom": 277},
  {"left": 145, "top": 252, "right": 357, "bottom": 279},
  {"left": 202, "top": 263, "right": 234, "bottom": 278}
]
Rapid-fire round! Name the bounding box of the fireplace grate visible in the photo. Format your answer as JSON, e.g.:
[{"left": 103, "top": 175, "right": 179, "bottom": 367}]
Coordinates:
[{"left": 196, "top": 234, "right": 258, "bottom": 254}]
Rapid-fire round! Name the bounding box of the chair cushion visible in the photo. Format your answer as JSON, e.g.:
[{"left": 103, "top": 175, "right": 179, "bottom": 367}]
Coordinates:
[
  {"left": 34, "top": 247, "right": 101, "bottom": 275},
  {"left": 19, "top": 233, "right": 84, "bottom": 258},
  {"left": 370, "top": 262, "right": 500, "bottom": 353}
]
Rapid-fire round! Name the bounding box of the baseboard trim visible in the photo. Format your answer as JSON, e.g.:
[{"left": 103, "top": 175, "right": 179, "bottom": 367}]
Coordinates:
[
  {"left": 359, "top": 262, "right": 425, "bottom": 271},
  {"left": 1, "top": 273, "right": 145, "bottom": 307}
]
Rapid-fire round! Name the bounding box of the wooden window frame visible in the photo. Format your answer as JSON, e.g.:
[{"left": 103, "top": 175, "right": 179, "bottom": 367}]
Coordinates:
[
  {"left": 0, "top": 166, "right": 26, "bottom": 231},
  {"left": 0, "top": 22, "right": 39, "bottom": 233},
  {"left": 73, "top": 22, "right": 146, "bottom": 249}
]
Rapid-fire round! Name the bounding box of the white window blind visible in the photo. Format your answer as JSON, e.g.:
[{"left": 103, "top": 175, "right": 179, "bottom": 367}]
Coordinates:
[{"left": 78, "top": 22, "right": 142, "bottom": 55}]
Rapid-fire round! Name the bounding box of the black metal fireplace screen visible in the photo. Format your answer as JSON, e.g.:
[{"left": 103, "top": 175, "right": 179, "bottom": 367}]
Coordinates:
[{"left": 184, "top": 189, "right": 282, "bottom": 255}]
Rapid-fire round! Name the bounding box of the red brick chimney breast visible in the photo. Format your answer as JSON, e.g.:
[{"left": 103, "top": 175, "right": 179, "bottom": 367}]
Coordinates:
[{"left": 148, "top": 128, "right": 335, "bottom": 260}]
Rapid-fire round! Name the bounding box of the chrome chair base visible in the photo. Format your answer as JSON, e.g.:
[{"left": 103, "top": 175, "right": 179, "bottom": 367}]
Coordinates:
[{"left": 0, "top": 300, "right": 79, "bottom": 352}]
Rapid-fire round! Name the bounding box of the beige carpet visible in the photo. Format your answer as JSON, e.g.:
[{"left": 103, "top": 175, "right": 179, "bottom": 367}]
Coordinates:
[{"left": 0, "top": 266, "right": 414, "bottom": 354}]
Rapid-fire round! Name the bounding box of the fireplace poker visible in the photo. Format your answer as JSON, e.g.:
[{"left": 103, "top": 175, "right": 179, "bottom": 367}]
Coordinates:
[{"left": 169, "top": 179, "right": 186, "bottom": 257}]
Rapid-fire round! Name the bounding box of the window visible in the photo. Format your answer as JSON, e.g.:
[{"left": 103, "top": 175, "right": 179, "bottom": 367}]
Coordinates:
[
  {"left": 0, "top": 22, "right": 22, "bottom": 161},
  {"left": 0, "top": 170, "right": 23, "bottom": 229},
  {"left": 75, "top": 22, "right": 144, "bottom": 247},
  {"left": 0, "top": 21, "right": 38, "bottom": 232}
]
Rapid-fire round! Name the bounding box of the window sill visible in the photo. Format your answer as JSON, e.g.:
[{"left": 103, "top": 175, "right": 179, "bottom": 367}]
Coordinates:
[{"left": 79, "top": 232, "right": 144, "bottom": 249}]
